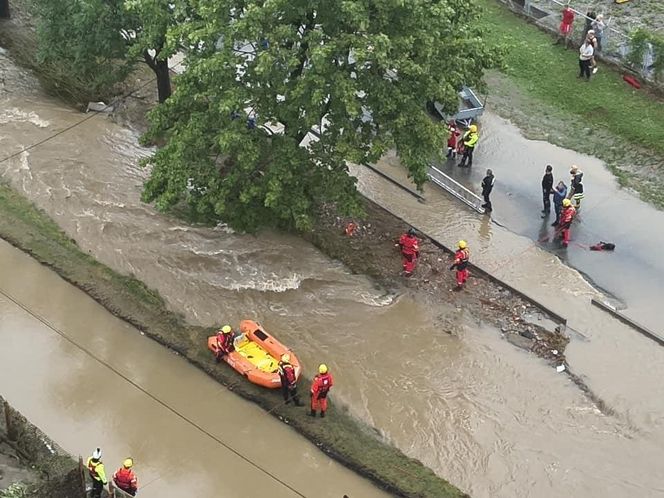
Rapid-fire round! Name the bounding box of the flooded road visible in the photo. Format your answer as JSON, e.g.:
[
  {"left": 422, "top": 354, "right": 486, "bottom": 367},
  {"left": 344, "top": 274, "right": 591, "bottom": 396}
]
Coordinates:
[
  {"left": 431, "top": 112, "right": 664, "bottom": 333},
  {"left": 0, "top": 239, "right": 388, "bottom": 498},
  {"left": 2, "top": 51, "right": 664, "bottom": 497}
]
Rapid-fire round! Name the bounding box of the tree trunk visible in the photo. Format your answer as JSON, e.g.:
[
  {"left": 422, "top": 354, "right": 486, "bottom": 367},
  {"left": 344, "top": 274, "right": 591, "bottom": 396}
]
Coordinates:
[
  {"left": 154, "top": 58, "right": 171, "bottom": 103},
  {"left": 143, "top": 48, "right": 171, "bottom": 104},
  {"left": 0, "top": 0, "right": 10, "bottom": 19}
]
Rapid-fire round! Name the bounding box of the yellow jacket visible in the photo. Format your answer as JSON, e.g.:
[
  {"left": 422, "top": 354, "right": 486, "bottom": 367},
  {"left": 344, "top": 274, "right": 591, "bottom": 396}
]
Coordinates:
[
  {"left": 87, "top": 457, "right": 108, "bottom": 484},
  {"left": 463, "top": 130, "right": 479, "bottom": 148}
]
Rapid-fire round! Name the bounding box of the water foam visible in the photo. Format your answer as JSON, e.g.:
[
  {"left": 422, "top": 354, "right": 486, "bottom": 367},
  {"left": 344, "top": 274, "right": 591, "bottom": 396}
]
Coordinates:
[
  {"left": 222, "top": 273, "right": 303, "bottom": 292},
  {"left": 0, "top": 108, "right": 50, "bottom": 128}
]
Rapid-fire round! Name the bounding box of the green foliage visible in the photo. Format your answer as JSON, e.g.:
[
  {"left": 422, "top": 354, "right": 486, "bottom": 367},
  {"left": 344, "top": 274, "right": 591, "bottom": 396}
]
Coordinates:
[
  {"left": 32, "top": 0, "right": 182, "bottom": 101},
  {"left": 143, "top": 0, "right": 499, "bottom": 231},
  {"left": 0, "top": 483, "right": 30, "bottom": 498},
  {"left": 33, "top": 0, "right": 134, "bottom": 99},
  {"left": 629, "top": 28, "right": 664, "bottom": 81}
]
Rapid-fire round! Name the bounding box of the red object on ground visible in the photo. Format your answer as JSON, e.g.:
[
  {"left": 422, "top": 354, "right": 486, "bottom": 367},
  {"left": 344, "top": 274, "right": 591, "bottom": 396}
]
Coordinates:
[
  {"left": 345, "top": 222, "right": 357, "bottom": 236},
  {"left": 623, "top": 75, "right": 641, "bottom": 89}
]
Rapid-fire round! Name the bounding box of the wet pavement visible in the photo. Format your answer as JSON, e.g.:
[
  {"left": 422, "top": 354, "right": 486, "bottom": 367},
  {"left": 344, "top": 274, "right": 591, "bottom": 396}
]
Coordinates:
[
  {"left": 430, "top": 112, "right": 664, "bottom": 333},
  {"left": 2, "top": 49, "right": 664, "bottom": 497}
]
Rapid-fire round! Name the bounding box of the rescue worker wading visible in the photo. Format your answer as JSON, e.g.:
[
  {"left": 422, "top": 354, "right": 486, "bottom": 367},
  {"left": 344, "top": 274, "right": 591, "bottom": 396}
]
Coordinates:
[
  {"left": 310, "top": 364, "right": 334, "bottom": 418},
  {"left": 396, "top": 228, "right": 420, "bottom": 277},
  {"left": 215, "top": 325, "right": 235, "bottom": 362},
  {"left": 87, "top": 447, "right": 108, "bottom": 498},
  {"left": 278, "top": 354, "right": 303, "bottom": 406},
  {"left": 450, "top": 240, "right": 470, "bottom": 289},
  {"left": 559, "top": 198, "right": 577, "bottom": 248},
  {"left": 458, "top": 124, "right": 479, "bottom": 168},
  {"left": 113, "top": 458, "right": 139, "bottom": 496}
]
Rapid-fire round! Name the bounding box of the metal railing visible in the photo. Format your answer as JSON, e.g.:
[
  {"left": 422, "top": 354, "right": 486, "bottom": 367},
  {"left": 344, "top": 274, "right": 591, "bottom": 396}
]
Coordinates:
[
  {"left": 427, "top": 165, "right": 486, "bottom": 213},
  {"left": 497, "top": 0, "right": 658, "bottom": 81}
]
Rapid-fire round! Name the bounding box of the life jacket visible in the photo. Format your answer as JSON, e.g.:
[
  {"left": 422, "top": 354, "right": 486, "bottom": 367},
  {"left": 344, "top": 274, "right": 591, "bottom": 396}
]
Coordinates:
[
  {"left": 399, "top": 234, "right": 419, "bottom": 256},
  {"left": 561, "top": 206, "right": 576, "bottom": 224},
  {"left": 113, "top": 467, "right": 137, "bottom": 492},
  {"left": 88, "top": 459, "right": 104, "bottom": 482},
  {"left": 454, "top": 248, "right": 469, "bottom": 270},
  {"left": 216, "top": 332, "right": 234, "bottom": 353},
  {"left": 312, "top": 373, "right": 333, "bottom": 399},
  {"left": 278, "top": 361, "right": 297, "bottom": 386},
  {"left": 463, "top": 131, "right": 479, "bottom": 148}
]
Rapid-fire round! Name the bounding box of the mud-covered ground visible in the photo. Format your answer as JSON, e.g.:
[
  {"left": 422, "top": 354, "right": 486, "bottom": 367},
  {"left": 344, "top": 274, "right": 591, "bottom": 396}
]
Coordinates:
[{"left": 307, "top": 201, "right": 570, "bottom": 364}]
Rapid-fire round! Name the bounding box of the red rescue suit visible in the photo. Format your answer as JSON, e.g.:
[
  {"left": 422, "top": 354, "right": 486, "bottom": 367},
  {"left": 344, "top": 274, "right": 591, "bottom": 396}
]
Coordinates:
[
  {"left": 560, "top": 205, "right": 576, "bottom": 246},
  {"left": 215, "top": 331, "right": 235, "bottom": 360},
  {"left": 310, "top": 372, "right": 334, "bottom": 414},
  {"left": 113, "top": 468, "right": 138, "bottom": 496},
  {"left": 278, "top": 361, "right": 302, "bottom": 405},
  {"left": 398, "top": 233, "right": 420, "bottom": 275},
  {"left": 452, "top": 248, "right": 470, "bottom": 287}
]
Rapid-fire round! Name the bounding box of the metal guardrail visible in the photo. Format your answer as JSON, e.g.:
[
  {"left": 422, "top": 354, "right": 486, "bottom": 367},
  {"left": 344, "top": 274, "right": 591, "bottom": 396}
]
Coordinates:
[
  {"left": 427, "top": 164, "right": 486, "bottom": 214},
  {"left": 591, "top": 298, "right": 664, "bottom": 346}
]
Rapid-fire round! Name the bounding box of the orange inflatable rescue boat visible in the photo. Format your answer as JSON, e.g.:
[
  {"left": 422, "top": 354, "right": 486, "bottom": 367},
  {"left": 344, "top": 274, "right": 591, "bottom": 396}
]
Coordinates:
[{"left": 207, "top": 320, "right": 301, "bottom": 389}]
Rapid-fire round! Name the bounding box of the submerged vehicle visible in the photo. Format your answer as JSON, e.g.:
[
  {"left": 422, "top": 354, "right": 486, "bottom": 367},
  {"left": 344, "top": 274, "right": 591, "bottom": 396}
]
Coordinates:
[{"left": 207, "top": 320, "right": 301, "bottom": 388}]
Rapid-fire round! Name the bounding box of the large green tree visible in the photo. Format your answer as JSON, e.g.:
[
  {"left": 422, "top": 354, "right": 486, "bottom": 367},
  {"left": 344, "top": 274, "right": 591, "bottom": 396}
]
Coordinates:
[
  {"left": 33, "top": 0, "right": 183, "bottom": 102},
  {"left": 142, "top": 0, "right": 498, "bottom": 231}
]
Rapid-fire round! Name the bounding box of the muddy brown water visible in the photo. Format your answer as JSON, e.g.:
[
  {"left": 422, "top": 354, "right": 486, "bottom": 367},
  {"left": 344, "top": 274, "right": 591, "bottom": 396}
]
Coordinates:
[
  {"left": 0, "top": 240, "right": 388, "bottom": 498},
  {"left": 2, "top": 52, "right": 664, "bottom": 497}
]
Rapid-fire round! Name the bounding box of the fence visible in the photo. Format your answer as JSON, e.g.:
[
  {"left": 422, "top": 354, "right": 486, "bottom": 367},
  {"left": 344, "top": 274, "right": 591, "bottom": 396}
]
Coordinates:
[
  {"left": 496, "top": 0, "right": 657, "bottom": 81},
  {"left": 428, "top": 164, "right": 486, "bottom": 213}
]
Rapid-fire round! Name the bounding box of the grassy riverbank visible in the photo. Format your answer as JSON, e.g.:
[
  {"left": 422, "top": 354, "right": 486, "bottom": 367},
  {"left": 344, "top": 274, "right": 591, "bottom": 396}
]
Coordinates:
[
  {"left": 479, "top": 0, "right": 664, "bottom": 208},
  {"left": 0, "top": 183, "right": 466, "bottom": 497}
]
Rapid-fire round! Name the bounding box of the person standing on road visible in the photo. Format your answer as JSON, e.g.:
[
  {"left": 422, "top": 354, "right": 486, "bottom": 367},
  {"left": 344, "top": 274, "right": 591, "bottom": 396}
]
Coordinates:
[
  {"left": 446, "top": 121, "right": 460, "bottom": 159},
  {"left": 450, "top": 240, "right": 470, "bottom": 290},
  {"left": 541, "top": 165, "right": 554, "bottom": 217},
  {"left": 396, "top": 228, "right": 420, "bottom": 277},
  {"left": 551, "top": 181, "right": 568, "bottom": 226},
  {"left": 310, "top": 364, "right": 334, "bottom": 418},
  {"left": 278, "top": 354, "right": 303, "bottom": 406},
  {"left": 87, "top": 448, "right": 108, "bottom": 498},
  {"left": 569, "top": 165, "right": 585, "bottom": 208},
  {"left": 559, "top": 199, "right": 577, "bottom": 248},
  {"left": 481, "top": 169, "right": 495, "bottom": 212},
  {"left": 458, "top": 124, "right": 479, "bottom": 167},
  {"left": 113, "top": 458, "right": 139, "bottom": 496},
  {"left": 579, "top": 38, "right": 594, "bottom": 80}
]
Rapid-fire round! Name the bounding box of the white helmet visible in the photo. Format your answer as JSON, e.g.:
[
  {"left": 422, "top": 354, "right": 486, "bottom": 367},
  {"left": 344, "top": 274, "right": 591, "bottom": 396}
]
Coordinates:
[{"left": 92, "top": 447, "right": 102, "bottom": 460}]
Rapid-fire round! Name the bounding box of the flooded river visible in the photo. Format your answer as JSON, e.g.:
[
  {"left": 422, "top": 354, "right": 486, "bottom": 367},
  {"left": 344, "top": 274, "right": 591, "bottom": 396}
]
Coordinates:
[{"left": 2, "top": 52, "right": 664, "bottom": 497}]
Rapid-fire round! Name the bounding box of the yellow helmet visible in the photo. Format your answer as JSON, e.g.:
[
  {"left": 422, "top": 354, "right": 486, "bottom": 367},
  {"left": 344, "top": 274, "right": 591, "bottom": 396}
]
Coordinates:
[
  {"left": 221, "top": 325, "right": 232, "bottom": 334},
  {"left": 123, "top": 458, "right": 133, "bottom": 469},
  {"left": 469, "top": 124, "right": 478, "bottom": 133},
  {"left": 281, "top": 353, "right": 291, "bottom": 363},
  {"left": 562, "top": 199, "right": 572, "bottom": 207},
  {"left": 318, "top": 364, "right": 328, "bottom": 374},
  {"left": 458, "top": 240, "right": 467, "bottom": 249}
]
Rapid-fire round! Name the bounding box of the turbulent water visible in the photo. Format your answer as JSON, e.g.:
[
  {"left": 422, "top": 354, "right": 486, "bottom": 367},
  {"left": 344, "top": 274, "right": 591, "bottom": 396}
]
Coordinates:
[{"left": 2, "top": 52, "right": 664, "bottom": 497}]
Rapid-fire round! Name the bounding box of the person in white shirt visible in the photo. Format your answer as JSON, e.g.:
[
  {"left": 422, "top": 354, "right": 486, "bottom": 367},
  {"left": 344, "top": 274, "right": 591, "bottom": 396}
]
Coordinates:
[{"left": 578, "top": 40, "right": 594, "bottom": 80}]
